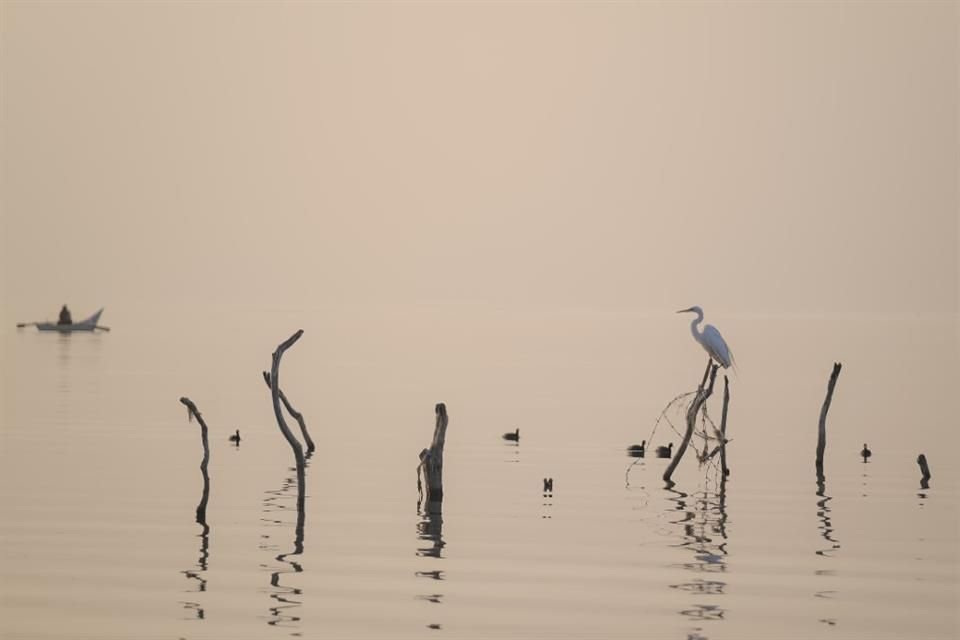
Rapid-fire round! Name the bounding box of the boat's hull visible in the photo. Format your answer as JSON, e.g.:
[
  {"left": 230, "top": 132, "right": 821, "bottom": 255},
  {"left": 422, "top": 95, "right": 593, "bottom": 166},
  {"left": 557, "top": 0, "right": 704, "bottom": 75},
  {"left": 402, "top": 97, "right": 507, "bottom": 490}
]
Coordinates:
[
  {"left": 33, "top": 308, "right": 104, "bottom": 332},
  {"left": 36, "top": 322, "right": 98, "bottom": 332}
]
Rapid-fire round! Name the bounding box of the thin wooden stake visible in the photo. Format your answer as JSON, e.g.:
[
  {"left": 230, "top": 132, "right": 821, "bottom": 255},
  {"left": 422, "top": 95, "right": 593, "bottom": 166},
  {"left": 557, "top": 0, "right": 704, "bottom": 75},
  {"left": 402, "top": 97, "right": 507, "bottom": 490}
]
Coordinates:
[
  {"left": 719, "top": 375, "right": 731, "bottom": 477},
  {"left": 917, "top": 454, "right": 931, "bottom": 489},
  {"left": 179, "top": 397, "right": 210, "bottom": 524},
  {"left": 816, "top": 363, "right": 842, "bottom": 483}
]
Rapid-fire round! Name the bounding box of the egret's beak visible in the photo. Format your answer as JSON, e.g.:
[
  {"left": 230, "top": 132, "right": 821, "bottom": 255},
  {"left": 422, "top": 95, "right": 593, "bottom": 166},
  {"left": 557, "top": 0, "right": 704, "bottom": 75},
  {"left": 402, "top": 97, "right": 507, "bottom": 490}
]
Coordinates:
[{"left": 676, "top": 307, "right": 693, "bottom": 314}]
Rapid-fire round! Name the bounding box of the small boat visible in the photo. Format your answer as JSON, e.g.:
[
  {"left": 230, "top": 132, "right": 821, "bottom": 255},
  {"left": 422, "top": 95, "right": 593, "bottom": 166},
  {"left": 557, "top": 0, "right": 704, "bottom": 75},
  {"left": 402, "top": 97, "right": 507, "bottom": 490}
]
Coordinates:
[{"left": 20, "top": 308, "right": 108, "bottom": 332}]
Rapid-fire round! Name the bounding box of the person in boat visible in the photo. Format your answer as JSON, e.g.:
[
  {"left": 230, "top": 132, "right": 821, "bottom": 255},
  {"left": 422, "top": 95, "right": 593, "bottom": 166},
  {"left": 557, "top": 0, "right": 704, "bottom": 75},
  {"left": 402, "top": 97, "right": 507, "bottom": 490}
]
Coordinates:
[{"left": 57, "top": 305, "right": 73, "bottom": 325}]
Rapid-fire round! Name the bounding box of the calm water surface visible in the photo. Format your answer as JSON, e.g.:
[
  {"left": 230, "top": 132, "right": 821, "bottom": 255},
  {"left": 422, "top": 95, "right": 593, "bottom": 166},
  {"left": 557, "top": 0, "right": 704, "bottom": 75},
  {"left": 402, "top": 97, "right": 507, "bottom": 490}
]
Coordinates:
[{"left": 2, "top": 305, "right": 958, "bottom": 639}]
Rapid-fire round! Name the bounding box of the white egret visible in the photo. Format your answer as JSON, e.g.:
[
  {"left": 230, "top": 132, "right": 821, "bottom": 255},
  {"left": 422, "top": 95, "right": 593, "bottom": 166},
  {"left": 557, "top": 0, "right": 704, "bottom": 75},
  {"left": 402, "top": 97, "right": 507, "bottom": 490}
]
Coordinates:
[{"left": 677, "top": 306, "right": 735, "bottom": 369}]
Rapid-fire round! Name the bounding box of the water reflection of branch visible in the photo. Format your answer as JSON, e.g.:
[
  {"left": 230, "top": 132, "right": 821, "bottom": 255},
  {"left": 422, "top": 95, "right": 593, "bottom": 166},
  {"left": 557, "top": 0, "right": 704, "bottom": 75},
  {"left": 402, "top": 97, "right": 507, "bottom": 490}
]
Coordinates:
[
  {"left": 180, "top": 522, "right": 210, "bottom": 620},
  {"left": 415, "top": 502, "right": 445, "bottom": 632},
  {"left": 263, "top": 469, "right": 307, "bottom": 631},
  {"left": 815, "top": 480, "right": 840, "bottom": 557},
  {"left": 416, "top": 508, "right": 445, "bottom": 559},
  {"left": 665, "top": 479, "right": 729, "bottom": 630}
]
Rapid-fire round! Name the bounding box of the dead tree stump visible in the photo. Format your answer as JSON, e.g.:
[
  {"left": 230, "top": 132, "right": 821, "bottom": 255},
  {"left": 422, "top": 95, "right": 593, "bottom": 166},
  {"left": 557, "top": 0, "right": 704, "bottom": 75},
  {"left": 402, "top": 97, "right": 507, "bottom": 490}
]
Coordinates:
[
  {"left": 663, "top": 361, "right": 719, "bottom": 486},
  {"left": 418, "top": 403, "right": 449, "bottom": 510},
  {"left": 262, "top": 371, "right": 315, "bottom": 455},
  {"left": 179, "top": 397, "right": 211, "bottom": 524},
  {"left": 267, "top": 330, "right": 306, "bottom": 519},
  {"left": 816, "top": 363, "right": 842, "bottom": 483}
]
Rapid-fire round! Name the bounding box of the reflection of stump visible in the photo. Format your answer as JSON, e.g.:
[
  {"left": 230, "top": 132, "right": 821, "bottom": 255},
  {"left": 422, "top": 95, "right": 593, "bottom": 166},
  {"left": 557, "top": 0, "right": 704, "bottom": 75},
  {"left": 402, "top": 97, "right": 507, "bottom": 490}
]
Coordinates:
[
  {"left": 816, "top": 363, "right": 842, "bottom": 483},
  {"left": 418, "top": 404, "right": 449, "bottom": 510},
  {"left": 179, "top": 397, "right": 211, "bottom": 524},
  {"left": 663, "top": 361, "right": 718, "bottom": 486}
]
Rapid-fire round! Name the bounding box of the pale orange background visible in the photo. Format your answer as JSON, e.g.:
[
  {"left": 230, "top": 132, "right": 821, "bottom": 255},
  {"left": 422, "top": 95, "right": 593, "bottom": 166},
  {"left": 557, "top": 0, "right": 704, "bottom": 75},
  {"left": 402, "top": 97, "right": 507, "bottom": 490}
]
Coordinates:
[{"left": 1, "top": 1, "right": 956, "bottom": 318}]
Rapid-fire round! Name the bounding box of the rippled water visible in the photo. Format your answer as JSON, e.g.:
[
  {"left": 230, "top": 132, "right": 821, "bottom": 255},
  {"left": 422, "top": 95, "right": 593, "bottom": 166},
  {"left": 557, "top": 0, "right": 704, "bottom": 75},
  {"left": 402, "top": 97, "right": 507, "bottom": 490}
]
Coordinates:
[{"left": 2, "top": 306, "right": 957, "bottom": 639}]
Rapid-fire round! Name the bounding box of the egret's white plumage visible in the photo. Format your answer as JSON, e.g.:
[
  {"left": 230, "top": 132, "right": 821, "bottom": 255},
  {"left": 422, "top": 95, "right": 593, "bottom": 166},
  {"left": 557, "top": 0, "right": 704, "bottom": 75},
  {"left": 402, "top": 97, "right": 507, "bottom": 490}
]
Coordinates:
[{"left": 677, "top": 306, "right": 735, "bottom": 369}]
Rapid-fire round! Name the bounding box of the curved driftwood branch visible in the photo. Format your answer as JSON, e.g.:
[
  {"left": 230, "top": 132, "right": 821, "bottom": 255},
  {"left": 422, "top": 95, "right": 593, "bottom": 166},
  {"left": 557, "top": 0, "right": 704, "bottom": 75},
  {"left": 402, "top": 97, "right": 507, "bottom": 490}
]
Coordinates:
[
  {"left": 267, "top": 330, "right": 306, "bottom": 518},
  {"left": 179, "top": 396, "right": 211, "bottom": 524},
  {"left": 262, "top": 371, "right": 315, "bottom": 455},
  {"left": 664, "top": 361, "right": 719, "bottom": 486},
  {"left": 417, "top": 403, "right": 449, "bottom": 511},
  {"left": 816, "top": 363, "right": 842, "bottom": 483}
]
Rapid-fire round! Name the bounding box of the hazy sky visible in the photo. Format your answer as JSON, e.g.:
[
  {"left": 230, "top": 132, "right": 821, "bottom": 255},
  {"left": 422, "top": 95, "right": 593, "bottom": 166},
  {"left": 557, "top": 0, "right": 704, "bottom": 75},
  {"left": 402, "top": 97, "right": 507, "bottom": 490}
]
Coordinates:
[{"left": 2, "top": 1, "right": 957, "bottom": 318}]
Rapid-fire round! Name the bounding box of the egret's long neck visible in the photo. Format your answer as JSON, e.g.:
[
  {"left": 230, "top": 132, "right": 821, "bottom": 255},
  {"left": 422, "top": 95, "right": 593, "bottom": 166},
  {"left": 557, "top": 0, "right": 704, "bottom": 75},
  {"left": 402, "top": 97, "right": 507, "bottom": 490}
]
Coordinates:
[{"left": 689, "top": 310, "right": 704, "bottom": 341}]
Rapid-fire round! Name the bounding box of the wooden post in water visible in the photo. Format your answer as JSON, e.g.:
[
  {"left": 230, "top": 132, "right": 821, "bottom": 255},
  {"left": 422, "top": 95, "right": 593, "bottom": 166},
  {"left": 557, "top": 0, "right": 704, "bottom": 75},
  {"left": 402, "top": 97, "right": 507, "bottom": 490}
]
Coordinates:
[
  {"left": 664, "top": 361, "right": 719, "bottom": 486},
  {"left": 719, "top": 375, "right": 731, "bottom": 477},
  {"left": 267, "top": 330, "right": 306, "bottom": 518},
  {"left": 816, "top": 363, "right": 842, "bottom": 483},
  {"left": 262, "top": 371, "right": 315, "bottom": 455},
  {"left": 917, "top": 454, "right": 931, "bottom": 489},
  {"left": 418, "top": 403, "right": 449, "bottom": 510},
  {"left": 179, "top": 397, "right": 211, "bottom": 524}
]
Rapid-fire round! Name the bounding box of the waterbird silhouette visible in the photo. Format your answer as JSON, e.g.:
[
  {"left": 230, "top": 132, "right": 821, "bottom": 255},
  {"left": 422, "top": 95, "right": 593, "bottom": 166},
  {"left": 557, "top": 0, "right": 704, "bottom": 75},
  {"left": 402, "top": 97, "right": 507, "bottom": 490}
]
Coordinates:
[
  {"left": 502, "top": 428, "right": 519, "bottom": 442},
  {"left": 677, "top": 306, "right": 735, "bottom": 370},
  {"left": 860, "top": 443, "right": 871, "bottom": 462},
  {"left": 627, "top": 441, "right": 646, "bottom": 457},
  {"left": 656, "top": 442, "right": 674, "bottom": 459},
  {"left": 229, "top": 429, "right": 241, "bottom": 445}
]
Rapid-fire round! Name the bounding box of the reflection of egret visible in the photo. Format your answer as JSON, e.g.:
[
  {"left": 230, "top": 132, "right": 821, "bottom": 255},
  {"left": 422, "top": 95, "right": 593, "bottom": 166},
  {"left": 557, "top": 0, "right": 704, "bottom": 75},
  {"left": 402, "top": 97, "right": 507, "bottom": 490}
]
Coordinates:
[{"left": 677, "top": 306, "right": 735, "bottom": 370}]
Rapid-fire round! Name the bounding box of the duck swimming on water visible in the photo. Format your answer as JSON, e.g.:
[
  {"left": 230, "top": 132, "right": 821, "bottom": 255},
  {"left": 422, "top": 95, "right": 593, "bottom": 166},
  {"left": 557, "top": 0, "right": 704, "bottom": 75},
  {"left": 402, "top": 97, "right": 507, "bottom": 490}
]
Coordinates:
[
  {"left": 503, "top": 428, "right": 520, "bottom": 442},
  {"left": 229, "top": 429, "right": 241, "bottom": 444},
  {"left": 627, "top": 441, "right": 646, "bottom": 457},
  {"left": 861, "top": 443, "right": 871, "bottom": 462},
  {"left": 656, "top": 442, "right": 673, "bottom": 459}
]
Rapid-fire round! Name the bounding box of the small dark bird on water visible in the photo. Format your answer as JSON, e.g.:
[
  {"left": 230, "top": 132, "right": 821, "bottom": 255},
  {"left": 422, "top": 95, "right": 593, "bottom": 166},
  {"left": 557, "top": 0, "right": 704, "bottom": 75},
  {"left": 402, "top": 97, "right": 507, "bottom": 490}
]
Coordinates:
[
  {"left": 543, "top": 477, "right": 553, "bottom": 493},
  {"left": 861, "top": 443, "right": 871, "bottom": 462},
  {"left": 627, "top": 441, "right": 646, "bottom": 458},
  {"left": 503, "top": 428, "right": 520, "bottom": 442},
  {"left": 229, "top": 429, "right": 241, "bottom": 444},
  {"left": 656, "top": 442, "right": 673, "bottom": 459}
]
